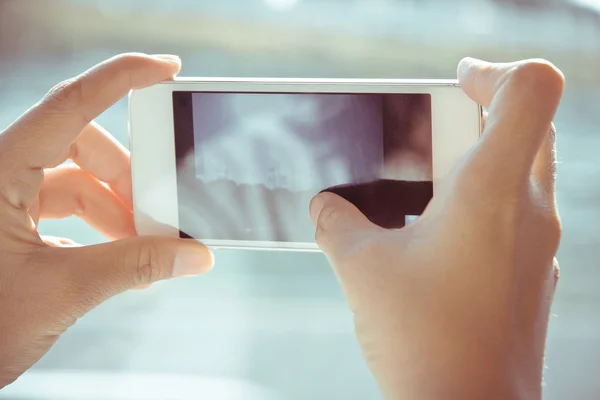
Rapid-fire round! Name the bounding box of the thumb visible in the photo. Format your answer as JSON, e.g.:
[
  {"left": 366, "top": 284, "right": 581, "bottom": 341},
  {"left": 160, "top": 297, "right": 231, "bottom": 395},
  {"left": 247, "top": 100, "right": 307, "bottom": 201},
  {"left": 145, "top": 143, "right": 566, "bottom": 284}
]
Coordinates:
[
  {"left": 55, "top": 236, "right": 213, "bottom": 308},
  {"left": 310, "top": 191, "right": 380, "bottom": 258},
  {"left": 456, "top": 57, "right": 563, "bottom": 195},
  {"left": 457, "top": 57, "right": 510, "bottom": 108}
]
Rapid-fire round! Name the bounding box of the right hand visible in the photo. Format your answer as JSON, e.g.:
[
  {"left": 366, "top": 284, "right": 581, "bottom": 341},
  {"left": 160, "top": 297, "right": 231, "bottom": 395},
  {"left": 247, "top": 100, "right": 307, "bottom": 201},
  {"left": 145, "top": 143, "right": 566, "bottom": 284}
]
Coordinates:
[{"left": 310, "top": 58, "right": 564, "bottom": 399}]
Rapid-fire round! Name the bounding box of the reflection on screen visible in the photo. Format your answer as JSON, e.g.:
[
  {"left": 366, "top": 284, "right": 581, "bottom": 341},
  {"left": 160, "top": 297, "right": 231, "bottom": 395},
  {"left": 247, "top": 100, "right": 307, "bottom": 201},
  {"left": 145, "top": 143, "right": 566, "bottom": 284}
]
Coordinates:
[
  {"left": 173, "top": 91, "right": 433, "bottom": 243},
  {"left": 193, "top": 93, "right": 383, "bottom": 191}
]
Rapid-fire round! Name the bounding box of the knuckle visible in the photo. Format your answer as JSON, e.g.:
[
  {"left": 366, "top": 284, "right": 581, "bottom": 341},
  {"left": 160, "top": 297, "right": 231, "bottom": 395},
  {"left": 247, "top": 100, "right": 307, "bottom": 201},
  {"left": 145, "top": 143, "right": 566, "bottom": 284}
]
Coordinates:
[
  {"left": 510, "top": 60, "right": 565, "bottom": 96},
  {"left": 134, "top": 242, "right": 163, "bottom": 285},
  {"left": 51, "top": 166, "right": 89, "bottom": 216},
  {"left": 530, "top": 202, "right": 562, "bottom": 264},
  {"left": 532, "top": 189, "right": 562, "bottom": 248},
  {"left": 545, "top": 212, "right": 563, "bottom": 250},
  {"left": 68, "top": 169, "right": 91, "bottom": 216},
  {"left": 0, "top": 167, "right": 42, "bottom": 210},
  {"left": 45, "top": 77, "right": 85, "bottom": 110}
]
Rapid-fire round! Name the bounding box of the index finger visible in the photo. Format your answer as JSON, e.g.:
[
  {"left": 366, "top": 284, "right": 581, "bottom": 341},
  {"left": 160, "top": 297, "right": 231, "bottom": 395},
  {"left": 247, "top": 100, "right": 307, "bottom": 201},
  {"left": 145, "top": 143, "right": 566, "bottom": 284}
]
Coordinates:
[{"left": 0, "top": 53, "right": 180, "bottom": 207}]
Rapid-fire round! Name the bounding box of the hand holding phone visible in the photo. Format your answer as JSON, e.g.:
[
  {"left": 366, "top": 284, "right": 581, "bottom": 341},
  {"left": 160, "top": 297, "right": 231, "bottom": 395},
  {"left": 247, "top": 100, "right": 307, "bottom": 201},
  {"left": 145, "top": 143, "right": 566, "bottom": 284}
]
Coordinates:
[
  {"left": 310, "top": 59, "right": 563, "bottom": 399},
  {"left": 0, "top": 54, "right": 213, "bottom": 390}
]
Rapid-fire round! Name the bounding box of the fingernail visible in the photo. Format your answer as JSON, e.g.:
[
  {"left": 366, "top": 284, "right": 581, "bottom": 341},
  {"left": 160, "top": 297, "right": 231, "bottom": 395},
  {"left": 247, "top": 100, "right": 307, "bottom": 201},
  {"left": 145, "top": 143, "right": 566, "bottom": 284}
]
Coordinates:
[
  {"left": 309, "top": 194, "right": 326, "bottom": 225},
  {"left": 172, "top": 247, "right": 214, "bottom": 278},
  {"left": 152, "top": 54, "right": 181, "bottom": 64}
]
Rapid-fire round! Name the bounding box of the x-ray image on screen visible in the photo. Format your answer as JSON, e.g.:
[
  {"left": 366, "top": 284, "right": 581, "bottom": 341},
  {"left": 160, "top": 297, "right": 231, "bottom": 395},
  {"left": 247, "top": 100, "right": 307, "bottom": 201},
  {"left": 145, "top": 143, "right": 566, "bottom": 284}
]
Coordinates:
[
  {"left": 173, "top": 91, "right": 433, "bottom": 243},
  {"left": 192, "top": 93, "right": 384, "bottom": 191}
]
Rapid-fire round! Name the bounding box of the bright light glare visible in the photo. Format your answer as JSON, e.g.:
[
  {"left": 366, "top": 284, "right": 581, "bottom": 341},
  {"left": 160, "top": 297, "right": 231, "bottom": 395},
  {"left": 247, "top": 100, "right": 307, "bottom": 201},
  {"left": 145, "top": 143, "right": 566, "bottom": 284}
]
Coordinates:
[
  {"left": 263, "top": 0, "right": 300, "bottom": 11},
  {"left": 573, "top": 0, "right": 600, "bottom": 11}
]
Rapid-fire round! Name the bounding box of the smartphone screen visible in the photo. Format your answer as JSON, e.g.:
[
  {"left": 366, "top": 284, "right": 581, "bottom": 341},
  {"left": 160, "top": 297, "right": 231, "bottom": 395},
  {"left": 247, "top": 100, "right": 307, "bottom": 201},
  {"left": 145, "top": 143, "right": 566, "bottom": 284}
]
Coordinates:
[{"left": 173, "top": 91, "right": 433, "bottom": 243}]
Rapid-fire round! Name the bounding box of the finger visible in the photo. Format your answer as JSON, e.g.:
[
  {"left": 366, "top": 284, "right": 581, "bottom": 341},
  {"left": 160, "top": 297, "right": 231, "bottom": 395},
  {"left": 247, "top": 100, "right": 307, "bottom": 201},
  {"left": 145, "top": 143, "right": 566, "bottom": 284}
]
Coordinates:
[
  {"left": 66, "top": 122, "right": 132, "bottom": 209},
  {"left": 458, "top": 59, "right": 511, "bottom": 108},
  {"left": 0, "top": 53, "right": 181, "bottom": 209},
  {"left": 45, "top": 236, "right": 213, "bottom": 311},
  {"left": 457, "top": 58, "right": 564, "bottom": 191},
  {"left": 461, "top": 68, "right": 557, "bottom": 200},
  {"left": 39, "top": 165, "right": 136, "bottom": 240},
  {"left": 310, "top": 191, "right": 381, "bottom": 258}
]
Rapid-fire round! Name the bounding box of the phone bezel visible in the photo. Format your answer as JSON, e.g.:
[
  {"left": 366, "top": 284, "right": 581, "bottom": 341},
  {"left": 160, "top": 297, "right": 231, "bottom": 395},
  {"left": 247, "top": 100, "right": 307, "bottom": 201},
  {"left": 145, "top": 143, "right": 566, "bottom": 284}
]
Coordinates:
[{"left": 129, "top": 78, "right": 482, "bottom": 251}]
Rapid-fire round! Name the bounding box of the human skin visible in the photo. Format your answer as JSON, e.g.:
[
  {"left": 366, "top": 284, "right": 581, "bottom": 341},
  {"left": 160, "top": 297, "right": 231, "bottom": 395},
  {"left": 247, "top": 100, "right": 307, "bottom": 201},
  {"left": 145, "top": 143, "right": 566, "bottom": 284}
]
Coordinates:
[{"left": 310, "top": 58, "right": 563, "bottom": 400}]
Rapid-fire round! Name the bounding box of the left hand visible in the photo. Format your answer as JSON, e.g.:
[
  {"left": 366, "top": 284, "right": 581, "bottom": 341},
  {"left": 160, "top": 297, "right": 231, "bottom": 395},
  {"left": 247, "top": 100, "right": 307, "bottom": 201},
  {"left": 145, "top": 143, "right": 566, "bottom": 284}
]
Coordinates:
[{"left": 0, "top": 53, "right": 214, "bottom": 388}]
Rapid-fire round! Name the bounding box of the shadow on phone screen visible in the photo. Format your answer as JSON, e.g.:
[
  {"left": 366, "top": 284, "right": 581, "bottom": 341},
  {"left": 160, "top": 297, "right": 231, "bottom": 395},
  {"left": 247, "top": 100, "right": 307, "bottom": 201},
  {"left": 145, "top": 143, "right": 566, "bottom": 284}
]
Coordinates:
[{"left": 321, "top": 179, "right": 433, "bottom": 229}]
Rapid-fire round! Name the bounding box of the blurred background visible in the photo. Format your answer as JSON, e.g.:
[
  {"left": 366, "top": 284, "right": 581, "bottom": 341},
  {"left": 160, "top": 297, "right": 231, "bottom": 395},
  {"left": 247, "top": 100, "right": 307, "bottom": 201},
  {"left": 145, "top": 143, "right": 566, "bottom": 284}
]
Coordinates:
[{"left": 0, "top": 0, "right": 599, "bottom": 399}]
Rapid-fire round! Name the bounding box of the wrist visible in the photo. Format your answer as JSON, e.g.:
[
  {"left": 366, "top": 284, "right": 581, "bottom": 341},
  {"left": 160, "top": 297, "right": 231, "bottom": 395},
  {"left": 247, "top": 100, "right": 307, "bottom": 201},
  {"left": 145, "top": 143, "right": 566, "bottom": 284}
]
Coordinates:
[
  {"left": 380, "top": 366, "right": 542, "bottom": 400},
  {"left": 369, "top": 341, "right": 543, "bottom": 400}
]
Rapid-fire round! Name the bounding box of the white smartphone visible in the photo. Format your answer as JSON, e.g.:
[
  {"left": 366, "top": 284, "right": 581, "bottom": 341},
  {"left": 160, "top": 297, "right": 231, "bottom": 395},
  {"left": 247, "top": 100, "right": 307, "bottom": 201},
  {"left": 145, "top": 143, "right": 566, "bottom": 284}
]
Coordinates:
[{"left": 129, "top": 78, "right": 482, "bottom": 251}]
